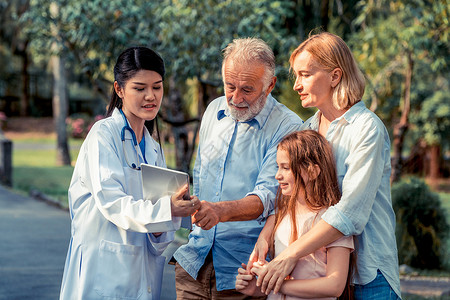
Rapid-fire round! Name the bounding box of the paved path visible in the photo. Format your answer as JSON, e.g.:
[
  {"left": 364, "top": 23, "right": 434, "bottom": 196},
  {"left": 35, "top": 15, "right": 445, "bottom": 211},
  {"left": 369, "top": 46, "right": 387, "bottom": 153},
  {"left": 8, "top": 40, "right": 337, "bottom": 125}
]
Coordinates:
[
  {"left": 0, "top": 185, "right": 70, "bottom": 300},
  {"left": 0, "top": 185, "right": 178, "bottom": 300},
  {"left": 1, "top": 184, "right": 449, "bottom": 300},
  {"left": 400, "top": 275, "right": 450, "bottom": 298}
]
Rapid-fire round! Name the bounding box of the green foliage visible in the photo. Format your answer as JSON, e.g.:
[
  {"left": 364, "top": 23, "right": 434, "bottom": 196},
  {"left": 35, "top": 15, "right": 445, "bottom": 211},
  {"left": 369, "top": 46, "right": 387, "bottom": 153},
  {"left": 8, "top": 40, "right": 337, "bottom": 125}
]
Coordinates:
[
  {"left": 392, "top": 177, "right": 450, "bottom": 269},
  {"left": 157, "top": 0, "right": 300, "bottom": 83},
  {"left": 349, "top": 0, "right": 449, "bottom": 149},
  {"left": 22, "top": 0, "right": 161, "bottom": 94},
  {"left": 410, "top": 85, "right": 450, "bottom": 147},
  {"left": 277, "top": 78, "right": 317, "bottom": 121}
]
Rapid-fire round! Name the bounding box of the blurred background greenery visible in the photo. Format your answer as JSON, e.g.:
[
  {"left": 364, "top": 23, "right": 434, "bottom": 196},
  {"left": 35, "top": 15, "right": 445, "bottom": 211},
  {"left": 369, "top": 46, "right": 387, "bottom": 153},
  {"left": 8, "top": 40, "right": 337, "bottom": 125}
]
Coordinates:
[{"left": 0, "top": 0, "right": 449, "bottom": 296}]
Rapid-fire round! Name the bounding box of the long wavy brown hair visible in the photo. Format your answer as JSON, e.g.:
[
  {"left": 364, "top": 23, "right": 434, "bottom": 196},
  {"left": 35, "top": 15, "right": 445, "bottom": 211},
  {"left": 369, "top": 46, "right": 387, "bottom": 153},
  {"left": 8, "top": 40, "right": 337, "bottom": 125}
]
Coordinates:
[
  {"left": 270, "top": 130, "right": 356, "bottom": 300},
  {"left": 270, "top": 130, "right": 341, "bottom": 251}
]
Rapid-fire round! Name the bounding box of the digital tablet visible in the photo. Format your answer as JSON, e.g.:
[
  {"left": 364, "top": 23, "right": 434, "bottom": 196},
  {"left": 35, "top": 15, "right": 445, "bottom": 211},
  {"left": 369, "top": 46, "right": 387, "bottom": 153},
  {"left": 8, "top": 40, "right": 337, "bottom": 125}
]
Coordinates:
[{"left": 140, "top": 163, "right": 192, "bottom": 230}]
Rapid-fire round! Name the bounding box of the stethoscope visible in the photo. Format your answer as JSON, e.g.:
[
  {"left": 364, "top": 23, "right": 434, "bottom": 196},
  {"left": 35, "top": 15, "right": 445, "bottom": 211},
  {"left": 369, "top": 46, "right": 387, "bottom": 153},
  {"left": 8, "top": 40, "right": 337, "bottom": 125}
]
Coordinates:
[{"left": 120, "top": 108, "right": 147, "bottom": 170}]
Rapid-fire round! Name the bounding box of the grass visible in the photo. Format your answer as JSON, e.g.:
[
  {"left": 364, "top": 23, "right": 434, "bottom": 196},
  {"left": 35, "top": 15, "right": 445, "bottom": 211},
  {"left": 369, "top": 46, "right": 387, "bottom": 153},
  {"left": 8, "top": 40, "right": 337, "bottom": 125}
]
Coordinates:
[
  {"left": 14, "top": 166, "right": 74, "bottom": 205},
  {"left": 9, "top": 135, "right": 180, "bottom": 207},
  {"left": 10, "top": 136, "right": 82, "bottom": 206}
]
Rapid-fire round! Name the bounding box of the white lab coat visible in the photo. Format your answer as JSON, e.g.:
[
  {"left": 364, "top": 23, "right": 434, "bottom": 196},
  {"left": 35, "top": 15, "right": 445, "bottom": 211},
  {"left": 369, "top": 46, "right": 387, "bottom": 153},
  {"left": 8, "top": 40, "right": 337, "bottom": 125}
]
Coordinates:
[{"left": 59, "top": 108, "right": 181, "bottom": 300}]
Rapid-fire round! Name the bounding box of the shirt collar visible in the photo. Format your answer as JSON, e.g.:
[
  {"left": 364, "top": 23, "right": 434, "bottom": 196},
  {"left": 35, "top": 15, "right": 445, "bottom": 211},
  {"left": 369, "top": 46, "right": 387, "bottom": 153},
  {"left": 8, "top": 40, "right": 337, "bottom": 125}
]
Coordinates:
[
  {"left": 216, "top": 94, "right": 275, "bottom": 129},
  {"left": 112, "top": 107, "right": 124, "bottom": 125},
  {"left": 340, "top": 101, "right": 365, "bottom": 124},
  {"left": 307, "top": 101, "right": 366, "bottom": 129}
]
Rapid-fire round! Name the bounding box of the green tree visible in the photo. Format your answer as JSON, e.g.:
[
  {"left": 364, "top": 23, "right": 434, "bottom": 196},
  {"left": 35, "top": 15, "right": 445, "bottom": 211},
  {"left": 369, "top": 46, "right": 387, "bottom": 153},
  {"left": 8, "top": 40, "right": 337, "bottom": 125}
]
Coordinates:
[
  {"left": 24, "top": 0, "right": 161, "bottom": 99},
  {"left": 49, "top": 2, "right": 71, "bottom": 165},
  {"left": 155, "top": 0, "right": 303, "bottom": 172},
  {"left": 0, "top": 0, "right": 31, "bottom": 116},
  {"left": 350, "top": 0, "right": 449, "bottom": 183}
]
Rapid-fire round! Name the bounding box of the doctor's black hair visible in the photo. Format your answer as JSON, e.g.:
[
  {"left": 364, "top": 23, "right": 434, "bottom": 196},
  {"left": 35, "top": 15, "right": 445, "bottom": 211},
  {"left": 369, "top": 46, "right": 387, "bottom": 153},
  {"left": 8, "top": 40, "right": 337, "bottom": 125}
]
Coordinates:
[{"left": 106, "top": 46, "right": 165, "bottom": 142}]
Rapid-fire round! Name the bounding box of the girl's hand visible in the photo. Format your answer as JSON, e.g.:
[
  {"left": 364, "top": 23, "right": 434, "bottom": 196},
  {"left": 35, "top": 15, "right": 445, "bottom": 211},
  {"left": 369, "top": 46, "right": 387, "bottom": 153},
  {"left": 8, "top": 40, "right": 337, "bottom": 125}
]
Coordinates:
[
  {"left": 247, "top": 214, "right": 274, "bottom": 272},
  {"left": 250, "top": 260, "right": 267, "bottom": 276},
  {"left": 247, "top": 237, "right": 269, "bottom": 272},
  {"left": 255, "top": 250, "right": 297, "bottom": 295},
  {"left": 235, "top": 263, "right": 265, "bottom": 296},
  {"left": 170, "top": 184, "right": 201, "bottom": 217}
]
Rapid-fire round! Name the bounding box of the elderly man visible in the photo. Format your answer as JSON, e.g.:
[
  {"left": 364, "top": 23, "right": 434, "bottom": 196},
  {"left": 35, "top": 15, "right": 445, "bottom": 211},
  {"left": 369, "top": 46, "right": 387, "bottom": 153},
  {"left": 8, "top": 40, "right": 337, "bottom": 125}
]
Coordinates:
[{"left": 174, "top": 38, "right": 303, "bottom": 299}]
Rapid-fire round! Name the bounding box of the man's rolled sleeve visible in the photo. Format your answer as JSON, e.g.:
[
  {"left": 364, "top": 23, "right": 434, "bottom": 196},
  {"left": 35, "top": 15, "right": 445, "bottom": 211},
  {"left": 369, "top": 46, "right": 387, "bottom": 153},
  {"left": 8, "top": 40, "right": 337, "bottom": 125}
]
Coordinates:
[
  {"left": 245, "top": 136, "right": 283, "bottom": 223},
  {"left": 246, "top": 185, "right": 276, "bottom": 223}
]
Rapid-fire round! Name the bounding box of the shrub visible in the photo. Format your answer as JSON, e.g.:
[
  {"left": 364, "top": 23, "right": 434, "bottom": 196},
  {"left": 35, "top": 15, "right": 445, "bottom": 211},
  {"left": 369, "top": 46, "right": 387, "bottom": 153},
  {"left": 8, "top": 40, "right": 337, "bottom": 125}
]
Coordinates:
[
  {"left": 392, "top": 177, "right": 449, "bottom": 269},
  {"left": 66, "top": 113, "right": 103, "bottom": 138}
]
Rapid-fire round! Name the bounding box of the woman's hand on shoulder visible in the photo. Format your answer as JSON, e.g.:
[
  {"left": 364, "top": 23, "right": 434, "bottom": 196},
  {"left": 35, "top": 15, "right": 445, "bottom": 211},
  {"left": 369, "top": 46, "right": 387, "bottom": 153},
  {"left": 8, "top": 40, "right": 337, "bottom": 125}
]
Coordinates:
[{"left": 170, "top": 184, "right": 201, "bottom": 217}]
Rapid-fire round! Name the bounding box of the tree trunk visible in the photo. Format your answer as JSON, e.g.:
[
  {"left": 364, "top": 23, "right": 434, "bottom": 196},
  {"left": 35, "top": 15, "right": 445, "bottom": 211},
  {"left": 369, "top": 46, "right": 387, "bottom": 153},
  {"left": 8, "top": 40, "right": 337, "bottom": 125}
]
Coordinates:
[
  {"left": 198, "top": 79, "right": 220, "bottom": 117},
  {"left": 16, "top": 41, "right": 30, "bottom": 117},
  {"left": 391, "top": 52, "right": 413, "bottom": 184},
  {"left": 51, "top": 52, "right": 71, "bottom": 166},
  {"left": 403, "top": 139, "right": 427, "bottom": 175},
  {"left": 427, "top": 144, "right": 440, "bottom": 186},
  {"left": 50, "top": 2, "right": 71, "bottom": 166},
  {"left": 320, "top": 0, "right": 330, "bottom": 31},
  {"left": 166, "top": 77, "right": 191, "bottom": 173},
  {"left": 20, "top": 51, "right": 30, "bottom": 117}
]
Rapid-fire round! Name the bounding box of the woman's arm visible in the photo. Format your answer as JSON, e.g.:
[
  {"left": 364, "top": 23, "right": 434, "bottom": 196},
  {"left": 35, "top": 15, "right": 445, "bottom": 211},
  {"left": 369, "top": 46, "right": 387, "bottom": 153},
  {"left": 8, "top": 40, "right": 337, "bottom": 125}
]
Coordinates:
[
  {"left": 280, "top": 246, "right": 350, "bottom": 298},
  {"left": 256, "top": 220, "right": 343, "bottom": 294},
  {"left": 253, "top": 246, "right": 351, "bottom": 298}
]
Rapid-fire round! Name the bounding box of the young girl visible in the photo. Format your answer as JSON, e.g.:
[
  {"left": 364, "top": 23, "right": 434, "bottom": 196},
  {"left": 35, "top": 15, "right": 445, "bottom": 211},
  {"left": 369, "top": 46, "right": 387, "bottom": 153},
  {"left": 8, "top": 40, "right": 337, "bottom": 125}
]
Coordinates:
[
  {"left": 236, "top": 130, "right": 354, "bottom": 300},
  {"left": 59, "top": 47, "right": 200, "bottom": 300}
]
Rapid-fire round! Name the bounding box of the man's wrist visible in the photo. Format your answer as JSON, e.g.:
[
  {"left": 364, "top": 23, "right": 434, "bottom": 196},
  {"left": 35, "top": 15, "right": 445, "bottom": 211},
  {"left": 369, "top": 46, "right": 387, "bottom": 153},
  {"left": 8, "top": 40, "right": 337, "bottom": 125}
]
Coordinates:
[{"left": 214, "top": 202, "right": 226, "bottom": 222}]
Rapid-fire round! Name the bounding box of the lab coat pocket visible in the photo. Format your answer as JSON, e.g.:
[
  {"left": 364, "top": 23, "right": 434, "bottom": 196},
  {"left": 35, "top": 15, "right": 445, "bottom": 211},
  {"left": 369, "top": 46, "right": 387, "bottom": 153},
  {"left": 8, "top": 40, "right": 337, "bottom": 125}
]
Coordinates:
[{"left": 94, "top": 240, "right": 143, "bottom": 299}]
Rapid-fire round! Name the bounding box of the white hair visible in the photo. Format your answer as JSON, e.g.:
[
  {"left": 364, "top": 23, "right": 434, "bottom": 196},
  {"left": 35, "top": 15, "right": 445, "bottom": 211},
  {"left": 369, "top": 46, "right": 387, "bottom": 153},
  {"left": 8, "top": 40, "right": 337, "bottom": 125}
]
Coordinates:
[{"left": 222, "top": 37, "right": 275, "bottom": 90}]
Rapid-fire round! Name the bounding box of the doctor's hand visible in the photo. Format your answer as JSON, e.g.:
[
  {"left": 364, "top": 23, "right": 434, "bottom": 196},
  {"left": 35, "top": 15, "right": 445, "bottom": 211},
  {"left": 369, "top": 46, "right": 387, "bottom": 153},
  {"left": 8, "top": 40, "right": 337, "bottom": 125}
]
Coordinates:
[
  {"left": 170, "top": 184, "right": 201, "bottom": 217},
  {"left": 192, "top": 201, "right": 220, "bottom": 230}
]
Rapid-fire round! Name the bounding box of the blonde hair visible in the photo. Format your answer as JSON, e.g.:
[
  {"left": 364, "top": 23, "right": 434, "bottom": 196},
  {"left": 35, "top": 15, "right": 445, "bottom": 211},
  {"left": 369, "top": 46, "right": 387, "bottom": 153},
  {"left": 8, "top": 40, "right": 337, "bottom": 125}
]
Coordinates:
[
  {"left": 222, "top": 37, "right": 275, "bottom": 90},
  {"left": 290, "top": 32, "right": 365, "bottom": 110}
]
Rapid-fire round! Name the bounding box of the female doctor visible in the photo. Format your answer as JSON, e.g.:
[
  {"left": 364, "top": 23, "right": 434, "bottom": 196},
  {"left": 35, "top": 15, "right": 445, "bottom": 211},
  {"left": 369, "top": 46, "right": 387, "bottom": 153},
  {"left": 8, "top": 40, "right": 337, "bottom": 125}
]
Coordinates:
[{"left": 59, "top": 47, "right": 200, "bottom": 300}]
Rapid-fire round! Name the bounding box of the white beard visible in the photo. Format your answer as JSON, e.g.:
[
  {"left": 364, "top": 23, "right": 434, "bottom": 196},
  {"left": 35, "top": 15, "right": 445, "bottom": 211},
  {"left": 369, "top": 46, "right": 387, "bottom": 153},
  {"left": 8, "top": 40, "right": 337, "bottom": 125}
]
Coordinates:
[{"left": 228, "top": 92, "right": 267, "bottom": 121}]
